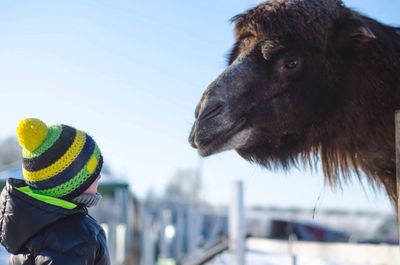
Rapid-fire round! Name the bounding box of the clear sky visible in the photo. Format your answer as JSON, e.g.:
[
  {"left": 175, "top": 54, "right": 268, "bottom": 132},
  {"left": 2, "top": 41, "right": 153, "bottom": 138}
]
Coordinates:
[{"left": 0, "top": 0, "right": 399, "bottom": 214}]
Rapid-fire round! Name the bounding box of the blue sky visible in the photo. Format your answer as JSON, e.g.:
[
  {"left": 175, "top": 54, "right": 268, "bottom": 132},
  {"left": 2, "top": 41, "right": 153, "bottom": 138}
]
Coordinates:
[{"left": 0, "top": 0, "right": 398, "bottom": 214}]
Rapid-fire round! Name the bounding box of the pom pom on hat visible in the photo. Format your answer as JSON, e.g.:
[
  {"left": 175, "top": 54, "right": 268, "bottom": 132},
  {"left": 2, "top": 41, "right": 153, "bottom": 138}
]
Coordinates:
[{"left": 16, "top": 118, "right": 48, "bottom": 152}]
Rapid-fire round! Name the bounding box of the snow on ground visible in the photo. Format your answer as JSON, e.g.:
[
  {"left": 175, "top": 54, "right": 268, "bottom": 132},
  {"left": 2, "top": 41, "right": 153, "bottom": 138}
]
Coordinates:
[{"left": 205, "top": 250, "right": 364, "bottom": 265}]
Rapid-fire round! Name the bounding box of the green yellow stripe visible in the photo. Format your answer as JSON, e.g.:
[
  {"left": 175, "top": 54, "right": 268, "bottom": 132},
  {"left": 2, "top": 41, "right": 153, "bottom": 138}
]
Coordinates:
[
  {"left": 16, "top": 186, "right": 77, "bottom": 209},
  {"left": 22, "top": 125, "right": 63, "bottom": 158},
  {"left": 23, "top": 131, "right": 86, "bottom": 181},
  {"left": 34, "top": 146, "right": 101, "bottom": 197}
]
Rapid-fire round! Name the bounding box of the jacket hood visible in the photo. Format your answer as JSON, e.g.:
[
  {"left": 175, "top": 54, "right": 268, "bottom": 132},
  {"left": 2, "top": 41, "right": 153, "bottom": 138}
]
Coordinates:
[{"left": 0, "top": 178, "right": 86, "bottom": 254}]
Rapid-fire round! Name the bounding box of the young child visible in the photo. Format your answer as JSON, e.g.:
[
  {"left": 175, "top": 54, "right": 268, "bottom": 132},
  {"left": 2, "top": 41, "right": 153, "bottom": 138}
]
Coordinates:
[{"left": 0, "top": 118, "right": 110, "bottom": 264}]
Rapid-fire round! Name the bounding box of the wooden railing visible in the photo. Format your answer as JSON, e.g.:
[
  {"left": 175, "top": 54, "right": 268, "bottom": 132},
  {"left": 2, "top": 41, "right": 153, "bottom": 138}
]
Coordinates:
[{"left": 247, "top": 238, "right": 400, "bottom": 265}]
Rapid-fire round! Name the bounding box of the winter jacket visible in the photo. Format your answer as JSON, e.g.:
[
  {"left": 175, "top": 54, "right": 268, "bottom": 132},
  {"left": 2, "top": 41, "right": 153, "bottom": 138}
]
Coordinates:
[{"left": 0, "top": 178, "right": 110, "bottom": 265}]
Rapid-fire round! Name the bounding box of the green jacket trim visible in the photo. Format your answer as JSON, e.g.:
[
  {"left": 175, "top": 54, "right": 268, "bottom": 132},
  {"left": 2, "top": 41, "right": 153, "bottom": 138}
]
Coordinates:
[{"left": 16, "top": 186, "right": 77, "bottom": 210}]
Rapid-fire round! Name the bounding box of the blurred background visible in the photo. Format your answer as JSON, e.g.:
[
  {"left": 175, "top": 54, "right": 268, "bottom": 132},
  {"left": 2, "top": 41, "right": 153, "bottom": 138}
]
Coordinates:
[{"left": 0, "top": 1, "right": 399, "bottom": 265}]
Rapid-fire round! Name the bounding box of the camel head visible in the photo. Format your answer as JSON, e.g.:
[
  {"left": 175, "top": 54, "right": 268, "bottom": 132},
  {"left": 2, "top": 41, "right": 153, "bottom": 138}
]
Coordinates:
[
  {"left": 190, "top": 0, "right": 379, "bottom": 165},
  {"left": 189, "top": 0, "right": 400, "bottom": 200}
]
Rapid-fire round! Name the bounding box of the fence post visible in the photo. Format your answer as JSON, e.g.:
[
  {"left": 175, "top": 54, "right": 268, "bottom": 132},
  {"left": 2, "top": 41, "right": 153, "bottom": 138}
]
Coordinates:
[
  {"left": 288, "top": 234, "right": 297, "bottom": 265},
  {"left": 142, "top": 211, "right": 155, "bottom": 265},
  {"left": 229, "top": 180, "right": 245, "bottom": 265},
  {"left": 395, "top": 111, "right": 400, "bottom": 242}
]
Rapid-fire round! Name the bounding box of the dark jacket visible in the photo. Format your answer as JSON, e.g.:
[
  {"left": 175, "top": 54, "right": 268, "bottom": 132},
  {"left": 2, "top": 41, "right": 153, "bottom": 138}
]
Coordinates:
[{"left": 0, "top": 178, "right": 110, "bottom": 265}]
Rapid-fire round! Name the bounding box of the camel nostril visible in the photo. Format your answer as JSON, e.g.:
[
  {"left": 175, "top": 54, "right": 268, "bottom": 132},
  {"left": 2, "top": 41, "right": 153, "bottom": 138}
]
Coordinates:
[{"left": 197, "top": 103, "right": 224, "bottom": 122}]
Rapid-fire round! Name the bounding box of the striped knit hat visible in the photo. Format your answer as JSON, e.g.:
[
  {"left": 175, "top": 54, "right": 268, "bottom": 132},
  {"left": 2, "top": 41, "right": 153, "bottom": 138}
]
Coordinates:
[{"left": 16, "top": 118, "right": 103, "bottom": 200}]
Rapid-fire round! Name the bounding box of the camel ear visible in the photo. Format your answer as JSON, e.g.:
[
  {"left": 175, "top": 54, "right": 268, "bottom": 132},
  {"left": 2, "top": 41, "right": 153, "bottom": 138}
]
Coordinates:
[{"left": 330, "top": 18, "right": 375, "bottom": 55}]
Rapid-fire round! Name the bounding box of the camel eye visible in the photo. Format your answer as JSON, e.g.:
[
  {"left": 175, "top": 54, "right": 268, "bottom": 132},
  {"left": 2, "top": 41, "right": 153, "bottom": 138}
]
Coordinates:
[
  {"left": 276, "top": 55, "right": 303, "bottom": 74},
  {"left": 284, "top": 59, "right": 299, "bottom": 69}
]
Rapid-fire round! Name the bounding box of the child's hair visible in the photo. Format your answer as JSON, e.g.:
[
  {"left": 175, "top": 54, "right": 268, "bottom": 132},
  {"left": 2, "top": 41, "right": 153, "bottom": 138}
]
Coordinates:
[{"left": 16, "top": 118, "right": 103, "bottom": 200}]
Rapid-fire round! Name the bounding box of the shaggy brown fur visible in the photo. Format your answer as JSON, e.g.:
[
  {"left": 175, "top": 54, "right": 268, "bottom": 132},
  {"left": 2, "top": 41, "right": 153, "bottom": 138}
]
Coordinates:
[{"left": 189, "top": 0, "right": 400, "bottom": 205}]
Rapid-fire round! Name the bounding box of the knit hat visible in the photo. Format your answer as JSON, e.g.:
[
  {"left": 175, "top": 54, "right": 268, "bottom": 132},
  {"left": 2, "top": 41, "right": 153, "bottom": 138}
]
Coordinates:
[{"left": 16, "top": 118, "right": 103, "bottom": 200}]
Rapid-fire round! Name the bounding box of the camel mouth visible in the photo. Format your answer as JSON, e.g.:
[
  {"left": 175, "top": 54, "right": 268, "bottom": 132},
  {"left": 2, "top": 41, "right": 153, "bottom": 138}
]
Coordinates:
[
  {"left": 190, "top": 87, "right": 293, "bottom": 157},
  {"left": 194, "top": 117, "right": 248, "bottom": 157}
]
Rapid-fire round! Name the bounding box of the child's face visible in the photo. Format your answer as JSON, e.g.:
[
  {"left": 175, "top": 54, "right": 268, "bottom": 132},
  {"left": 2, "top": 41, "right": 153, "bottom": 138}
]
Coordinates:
[{"left": 84, "top": 174, "right": 101, "bottom": 194}]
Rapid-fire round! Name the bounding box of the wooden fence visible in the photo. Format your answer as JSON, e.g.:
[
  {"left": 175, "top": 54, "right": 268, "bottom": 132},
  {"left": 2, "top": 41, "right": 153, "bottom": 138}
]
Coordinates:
[{"left": 247, "top": 238, "right": 400, "bottom": 265}]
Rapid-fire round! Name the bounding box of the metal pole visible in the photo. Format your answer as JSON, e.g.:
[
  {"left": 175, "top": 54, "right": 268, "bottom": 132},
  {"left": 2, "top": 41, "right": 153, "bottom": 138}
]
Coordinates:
[
  {"left": 187, "top": 205, "right": 198, "bottom": 262},
  {"left": 288, "top": 234, "right": 297, "bottom": 265},
  {"left": 187, "top": 156, "right": 203, "bottom": 262},
  {"left": 142, "top": 212, "right": 155, "bottom": 265},
  {"left": 229, "top": 181, "right": 245, "bottom": 265},
  {"left": 193, "top": 156, "right": 203, "bottom": 202},
  {"left": 395, "top": 111, "right": 400, "bottom": 242}
]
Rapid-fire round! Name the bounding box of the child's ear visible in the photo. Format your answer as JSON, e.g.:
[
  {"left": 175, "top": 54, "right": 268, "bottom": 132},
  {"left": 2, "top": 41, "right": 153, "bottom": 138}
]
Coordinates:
[{"left": 329, "top": 17, "right": 375, "bottom": 55}]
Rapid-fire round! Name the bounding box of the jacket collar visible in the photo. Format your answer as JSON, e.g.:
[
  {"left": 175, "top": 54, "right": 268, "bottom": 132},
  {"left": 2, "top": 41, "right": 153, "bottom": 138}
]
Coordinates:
[{"left": 0, "top": 178, "right": 86, "bottom": 254}]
